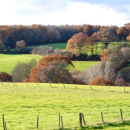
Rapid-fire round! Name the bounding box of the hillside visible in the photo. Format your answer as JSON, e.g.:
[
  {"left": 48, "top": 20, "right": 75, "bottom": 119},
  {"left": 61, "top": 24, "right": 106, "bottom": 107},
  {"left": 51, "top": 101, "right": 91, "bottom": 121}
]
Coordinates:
[
  {"left": 0, "top": 54, "right": 99, "bottom": 74},
  {"left": 0, "top": 83, "right": 130, "bottom": 129}
]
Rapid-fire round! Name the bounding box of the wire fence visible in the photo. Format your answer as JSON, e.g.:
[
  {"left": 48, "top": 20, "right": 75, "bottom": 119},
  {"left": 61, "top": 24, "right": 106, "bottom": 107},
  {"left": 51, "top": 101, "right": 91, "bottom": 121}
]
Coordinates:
[
  {"left": 1, "top": 108, "right": 130, "bottom": 130},
  {"left": 0, "top": 81, "right": 130, "bottom": 93},
  {"left": 0, "top": 82, "right": 130, "bottom": 129}
]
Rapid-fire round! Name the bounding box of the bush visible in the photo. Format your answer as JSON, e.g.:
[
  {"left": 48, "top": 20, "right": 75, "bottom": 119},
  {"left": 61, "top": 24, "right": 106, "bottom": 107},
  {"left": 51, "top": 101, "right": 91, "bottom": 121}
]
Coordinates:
[
  {"left": 71, "top": 69, "right": 85, "bottom": 84},
  {"left": 100, "top": 49, "right": 108, "bottom": 61},
  {"left": 115, "top": 78, "right": 126, "bottom": 86},
  {"left": 89, "top": 77, "right": 114, "bottom": 86},
  {"left": 117, "top": 67, "right": 130, "bottom": 82},
  {"left": 12, "top": 59, "right": 37, "bottom": 82},
  {"left": 0, "top": 72, "right": 12, "bottom": 82},
  {"left": 16, "top": 40, "right": 26, "bottom": 50},
  {"left": 28, "top": 55, "right": 74, "bottom": 84},
  {"left": 31, "top": 46, "right": 54, "bottom": 55}
]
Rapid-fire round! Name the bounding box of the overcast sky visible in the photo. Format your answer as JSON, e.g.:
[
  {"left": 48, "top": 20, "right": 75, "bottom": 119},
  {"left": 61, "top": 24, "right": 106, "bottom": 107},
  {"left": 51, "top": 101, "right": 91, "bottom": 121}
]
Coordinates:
[{"left": 0, "top": 0, "right": 130, "bottom": 26}]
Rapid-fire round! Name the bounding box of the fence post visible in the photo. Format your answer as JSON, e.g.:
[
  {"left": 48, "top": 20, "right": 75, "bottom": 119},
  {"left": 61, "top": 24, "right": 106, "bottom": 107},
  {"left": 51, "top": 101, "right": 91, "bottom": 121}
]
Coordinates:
[
  {"left": 1, "top": 80, "right": 3, "bottom": 85},
  {"left": 2, "top": 114, "right": 5, "bottom": 130},
  {"left": 50, "top": 83, "right": 52, "bottom": 88},
  {"left": 120, "top": 108, "right": 123, "bottom": 121},
  {"left": 101, "top": 112, "right": 104, "bottom": 123},
  {"left": 2, "top": 114, "right": 7, "bottom": 130},
  {"left": 79, "top": 113, "right": 82, "bottom": 127},
  {"left": 37, "top": 115, "right": 39, "bottom": 129},
  {"left": 13, "top": 80, "right": 15, "bottom": 86},
  {"left": 82, "top": 113, "right": 86, "bottom": 125},
  {"left": 61, "top": 116, "right": 63, "bottom": 128},
  {"left": 63, "top": 84, "right": 65, "bottom": 88},
  {"left": 4, "top": 121, "right": 7, "bottom": 130},
  {"left": 124, "top": 86, "right": 125, "bottom": 93},
  {"left": 59, "top": 114, "right": 60, "bottom": 128},
  {"left": 75, "top": 86, "right": 78, "bottom": 89},
  {"left": 90, "top": 86, "right": 93, "bottom": 90}
]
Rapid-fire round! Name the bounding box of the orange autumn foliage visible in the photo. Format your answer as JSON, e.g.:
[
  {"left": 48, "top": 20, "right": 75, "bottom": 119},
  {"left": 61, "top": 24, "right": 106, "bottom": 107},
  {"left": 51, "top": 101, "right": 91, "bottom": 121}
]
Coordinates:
[
  {"left": 89, "top": 77, "right": 114, "bottom": 86},
  {"left": 100, "top": 49, "right": 108, "bottom": 60},
  {"left": 24, "top": 55, "right": 74, "bottom": 83}
]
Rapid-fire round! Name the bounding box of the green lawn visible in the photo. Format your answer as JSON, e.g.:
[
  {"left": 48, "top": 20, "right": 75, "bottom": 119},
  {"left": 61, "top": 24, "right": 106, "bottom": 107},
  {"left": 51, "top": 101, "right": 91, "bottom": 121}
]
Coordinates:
[
  {"left": 0, "top": 83, "right": 130, "bottom": 130},
  {"left": 0, "top": 54, "right": 41, "bottom": 74},
  {"left": 72, "top": 61, "right": 99, "bottom": 71},
  {"left": 0, "top": 54, "right": 99, "bottom": 74},
  {"left": 27, "top": 43, "right": 67, "bottom": 50}
]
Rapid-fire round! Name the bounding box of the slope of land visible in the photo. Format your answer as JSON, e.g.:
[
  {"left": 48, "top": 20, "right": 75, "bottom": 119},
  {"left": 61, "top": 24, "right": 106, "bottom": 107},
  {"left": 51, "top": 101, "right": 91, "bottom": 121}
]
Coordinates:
[
  {"left": 0, "top": 54, "right": 99, "bottom": 74},
  {"left": 0, "top": 83, "right": 130, "bottom": 130}
]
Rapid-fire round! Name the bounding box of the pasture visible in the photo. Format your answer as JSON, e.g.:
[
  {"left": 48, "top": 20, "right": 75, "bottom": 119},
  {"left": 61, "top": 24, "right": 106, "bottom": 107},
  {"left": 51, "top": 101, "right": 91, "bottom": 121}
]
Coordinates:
[
  {"left": 0, "top": 83, "right": 130, "bottom": 129},
  {"left": 27, "top": 43, "right": 67, "bottom": 50},
  {"left": 0, "top": 54, "right": 99, "bottom": 74}
]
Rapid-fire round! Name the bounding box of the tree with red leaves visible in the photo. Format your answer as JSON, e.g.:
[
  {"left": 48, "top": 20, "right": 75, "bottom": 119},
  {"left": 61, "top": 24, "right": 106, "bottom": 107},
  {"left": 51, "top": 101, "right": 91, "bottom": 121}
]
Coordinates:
[
  {"left": 66, "top": 32, "right": 88, "bottom": 55},
  {"left": 0, "top": 72, "right": 12, "bottom": 82},
  {"left": 27, "top": 55, "right": 74, "bottom": 83}
]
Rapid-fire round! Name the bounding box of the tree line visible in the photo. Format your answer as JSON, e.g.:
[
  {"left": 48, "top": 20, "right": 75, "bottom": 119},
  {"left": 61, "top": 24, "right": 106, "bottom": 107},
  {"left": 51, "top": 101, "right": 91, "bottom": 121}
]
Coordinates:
[{"left": 0, "top": 23, "right": 130, "bottom": 49}]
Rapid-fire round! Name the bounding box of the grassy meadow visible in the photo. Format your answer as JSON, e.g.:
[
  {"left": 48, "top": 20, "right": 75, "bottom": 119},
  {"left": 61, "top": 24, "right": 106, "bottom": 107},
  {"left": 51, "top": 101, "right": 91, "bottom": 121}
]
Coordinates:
[
  {"left": 0, "top": 83, "right": 130, "bottom": 129},
  {"left": 0, "top": 54, "right": 99, "bottom": 74},
  {"left": 1, "top": 42, "right": 130, "bottom": 130},
  {"left": 27, "top": 43, "right": 67, "bottom": 50}
]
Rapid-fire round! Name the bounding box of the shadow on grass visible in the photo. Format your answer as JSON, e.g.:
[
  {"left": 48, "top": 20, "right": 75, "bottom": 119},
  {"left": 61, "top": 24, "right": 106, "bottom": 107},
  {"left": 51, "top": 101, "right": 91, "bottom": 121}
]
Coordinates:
[{"left": 58, "top": 120, "right": 130, "bottom": 130}]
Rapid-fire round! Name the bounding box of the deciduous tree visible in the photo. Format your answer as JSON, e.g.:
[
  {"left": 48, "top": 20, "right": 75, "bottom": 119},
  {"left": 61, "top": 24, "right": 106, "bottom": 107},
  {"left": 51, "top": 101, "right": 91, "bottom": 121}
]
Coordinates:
[
  {"left": 15, "top": 40, "right": 26, "bottom": 51},
  {"left": 12, "top": 59, "right": 37, "bottom": 82},
  {"left": 66, "top": 32, "right": 88, "bottom": 55},
  {"left": 28, "top": 55, "right": 74, "bottom": 83}
]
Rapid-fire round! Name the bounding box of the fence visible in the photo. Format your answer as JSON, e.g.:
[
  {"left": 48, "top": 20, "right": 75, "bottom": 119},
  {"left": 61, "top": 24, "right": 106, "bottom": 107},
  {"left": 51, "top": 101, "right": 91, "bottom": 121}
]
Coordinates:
[
  {"left": 0, "top": 81, "right": 130, "bottom": 93},
  {"left": 2, "top": 108, "right": 130, "bottom": 130},
  {"left": 0, "top": 82, "right": 130, "bottom": 129}
]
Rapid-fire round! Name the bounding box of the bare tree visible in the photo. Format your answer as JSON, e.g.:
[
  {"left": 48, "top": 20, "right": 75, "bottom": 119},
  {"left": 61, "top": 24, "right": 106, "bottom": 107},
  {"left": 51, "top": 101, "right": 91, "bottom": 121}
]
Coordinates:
[
  {"left": 31, "top": 46, "right": 54, "bottom": 55},
  {"left": 73, "top": 61, "right": 116, "bottom": 84},
  {"left": 15, "top": 40, "right": 26, "bottom": 50}
]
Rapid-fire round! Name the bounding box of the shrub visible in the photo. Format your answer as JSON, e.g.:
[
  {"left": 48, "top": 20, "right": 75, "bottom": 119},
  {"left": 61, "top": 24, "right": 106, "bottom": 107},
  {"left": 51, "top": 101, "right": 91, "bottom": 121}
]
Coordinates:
[
  {"left": 28, "top": 55, "right": 74, "bottom": 84},
  {"left": 0, "top": 72, "right": 12, "bottom": 82},
  {"left": 117, "top": 67, "right": 130, "bottom": 82},
  {"left": 71, "top": 69, "right": 85, "bottom": 84},
  {"left": 23, "top": 77, "right": 30, "bottom": 83},
  {"left": 115, "top": 78, "right": 126, "bottom": 86},
  {"left": 89, "top": 77, "right": 114, "bottom": 86},
  {"left": 31, "top": 46, "right": 54, "bottom": 55},
  {"left": 100, "top": 49, "right": 108, "bottom": 61},
  {"left": 16, "top": 40, "right": 26, "bottom": 50},
  {"left": 12, "top": 59, "right": 37, "bottom": 82}
]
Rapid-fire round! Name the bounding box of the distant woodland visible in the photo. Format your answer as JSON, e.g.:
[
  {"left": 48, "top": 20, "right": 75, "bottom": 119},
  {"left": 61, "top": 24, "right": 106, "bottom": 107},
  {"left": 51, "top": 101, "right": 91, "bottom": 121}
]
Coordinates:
[{"left": 0, "top": 23, "right": 130, "bottom": 48}]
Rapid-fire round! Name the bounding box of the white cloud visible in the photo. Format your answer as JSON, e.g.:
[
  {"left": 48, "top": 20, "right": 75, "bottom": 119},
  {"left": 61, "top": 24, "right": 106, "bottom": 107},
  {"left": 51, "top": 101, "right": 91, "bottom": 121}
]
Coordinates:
[{"left": 0, "top": 0, "right": 129, "bottom": 26}]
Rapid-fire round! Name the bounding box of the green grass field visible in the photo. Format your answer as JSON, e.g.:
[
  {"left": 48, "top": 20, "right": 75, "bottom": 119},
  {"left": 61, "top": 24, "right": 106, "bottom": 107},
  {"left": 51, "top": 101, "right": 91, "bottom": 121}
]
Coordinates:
[
  {"left": 0, "top": 83, "right": 130, "bottom": 130},
  {"left": 28, "top": 43, "right": 67, "bottom": 50},
  {"left": 0, "top": 54, "right": 99, "bottom": 74},
  {"left": 0, "top": 54, "right": 41, "bottom": 74},
  {"left": 27, "top": 42, "right": 130, "bottom": 55}
]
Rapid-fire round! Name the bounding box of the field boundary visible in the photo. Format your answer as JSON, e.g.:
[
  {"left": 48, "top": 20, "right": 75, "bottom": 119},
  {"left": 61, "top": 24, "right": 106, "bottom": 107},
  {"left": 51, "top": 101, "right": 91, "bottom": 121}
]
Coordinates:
[{"left": 2, "top": 109, "right": 130, "bottom": 130}]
